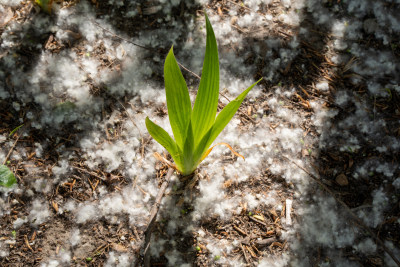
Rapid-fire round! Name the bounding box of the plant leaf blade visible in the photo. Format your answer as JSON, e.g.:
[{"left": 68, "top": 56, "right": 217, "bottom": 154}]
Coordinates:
[
  {"left": 145, "top": 117, "right": 183, "bottom": 170},
  {"left": 195, "top": 78, "right": 262, "bottom": 161},
  {"left": 164, "top": 47, "right": 192, "bottom": 149},
  {"left": 181, "top": 121, "right": 195, "bottom": 175},
  {"left": 191, "top": 14, "right": 219, "bottom": 145}
]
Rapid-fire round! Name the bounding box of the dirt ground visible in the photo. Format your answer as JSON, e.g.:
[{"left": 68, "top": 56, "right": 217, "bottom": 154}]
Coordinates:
[{"left": 0, "top": 0, "right": 399, "bottom": 266}]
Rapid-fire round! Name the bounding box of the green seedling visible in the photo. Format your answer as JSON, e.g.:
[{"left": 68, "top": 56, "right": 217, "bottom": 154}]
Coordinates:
[
  {"left": 0, "top": 165, "right": 17, "bottom": 188},
  {"left": 146, "top": 14, "right": 262, "bottom": 175}
]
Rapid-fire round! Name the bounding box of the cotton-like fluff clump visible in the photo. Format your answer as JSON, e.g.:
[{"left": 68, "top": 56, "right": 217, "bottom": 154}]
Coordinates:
[
  {"left": 258, "top": 253, "right": 290, "bottom": 267},
  {"left": 56, "top": 1, "right": 104, "bottom": 43},
  {"left": 0, "top": 198, "right": 8, "bottom": 218},
  {"left": 0, "top": 240, "right": 9, "bottom": 257},
  {"left": 76, "top": 181, "right": 159, "bottom": 227},
  {"left": 28, "top": 200, "right": 51, "bottom": 226},
  {"left": 275, "top": 127, "right": 303, "bottom": 154},
  {"left": 70, "top": 229, "right": 80, "bottom": 247},
  {"left": 353, "top": 238, "right": 377, "bottom": 255},
  {"left": 105, "top": 252, "right": 131, "bottom": 267},
  {"left": 237, "top": 13, "right": 265, "bottom": 28},
  {"left": 245, "top": 194, "right": 260, "bottom": 209},
  {"left": 41, "top": 251, "right": 71, "bottom": 267},
  {"left": 244, "top": 0, "right": 268, "bottom": 11},
  {"left": 279, "top": 10, "right": 301, "bottom": 26},
  {"left": 52, "top": 160, "right": 70, "bottom": 180},
  {"left": 94, "top": 141, "right": 131, "bottom": 172},
  {"left": 306, "top": 0, "right": 333, "bottom": 25},
  {"left": 358, "top": 187, "right": 388, "bottom": 227},
  {"left": 204, "top": 238, "right": 234, "bottom": 264},
  {"left": 75, "top": 203, "right": 98, "bottom": 224},
  {"left": 40, "top": 260, "right": 60, "bottom": 267},
  {"left": 315, "top": 81, "right": 330, "bottom": 92},
  {"left": 298, "top": 195, "right": 356, "bottom": 249},
  {"left": 164, "top": 249, "right": 189, "bottom": 266},
  {"left": 192, "top": 171, "right": 240, "bottom": 220},
  {"left": 384, "top": 241, "right": 400, "bottom": 267},
  {"left": 310, "top": 100, "right": 338, "bottom": 135},
  {"left": 0, "top": 0, "right": 23, "bottom": 6},
  {"left": 393, "top": 178, "right": 400, "bottom": 189}
]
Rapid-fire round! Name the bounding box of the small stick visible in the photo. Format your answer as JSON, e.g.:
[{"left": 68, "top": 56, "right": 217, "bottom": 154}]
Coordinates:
[
  {"left": 117, "top": 99, "right": 143, "bottom": 138},
  {"left": 240, "top": 243, "right": 251, "bottom": 264},
  {"left": 233, "top": 225, "right": 247, "bottom": 236},
  {"left": 72, "top": 166, "right": 106, "bottom": 181},
  {"left": 91, "top": 19, "right": 201, "bottom": 81},
  {"left": 177, "top": 62, "right": 201, "bottom": 80},
  {"left": 249, "top": 215, "right": 268, "bottom": 226},
  {"left": 3, "top": 134, "right": 20, "bottom": 165},
  {"left": 141, "top": 167, "right": 174, "bottom": 267}
]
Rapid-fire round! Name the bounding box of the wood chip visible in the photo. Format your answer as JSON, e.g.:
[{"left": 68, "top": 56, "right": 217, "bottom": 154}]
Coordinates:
[
  {"left": 253, "top": 214, "right": 264, "bottom": 221},
  {"left": 52, "top": 201, "right": 58, "bottom": 213},
  {"left": 112, "top": 243, "right": 128, "bottom": 252},
  {"left": 335, "top": 173, "right": 348, "bottom": 186},
  {"left": 255, "top": 237, "right": 276, "bottom": 247},
  {"left": 285, "top": 199, "right": 293, "bottom": 225}
]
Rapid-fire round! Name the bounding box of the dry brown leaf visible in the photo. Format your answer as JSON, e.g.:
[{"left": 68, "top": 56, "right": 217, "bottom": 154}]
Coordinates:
[{"left": 335, "top": 173, "right": 348, "bottom": 186}]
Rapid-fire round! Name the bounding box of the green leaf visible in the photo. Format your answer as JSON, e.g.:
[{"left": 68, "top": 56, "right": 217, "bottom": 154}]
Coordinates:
[
  {"left": 191, "top": 14, "right": 220, "bottom": 146},
  {"left": 196, "top": 78, "right": 262, "bottom": 160},
  {"left": 0, "top": 165, "right": 17, "bottom": 188},
  {"left": 182, "top": 121, "right": 195, "bottom": 175},
  {"left": 164, "top": 47, "right": 192, "bottom": 149},
  {"left": 145, "top": 117, "right": 183, "bottom": 169}
]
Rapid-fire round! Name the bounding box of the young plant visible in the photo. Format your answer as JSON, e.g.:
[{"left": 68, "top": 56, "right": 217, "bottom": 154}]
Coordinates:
[{"left": 146, "top": 15, "right": 262, "bottom": 175}]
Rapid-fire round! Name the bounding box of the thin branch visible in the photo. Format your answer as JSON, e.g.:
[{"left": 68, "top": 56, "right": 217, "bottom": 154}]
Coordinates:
[
  {"left": 117, "top": 99, "right": 143, "bottom": 138},
  {"left": 137, "top": 167, "right": 174, "bottom": 267},
  {"left": 3, "top": 134, "right": 20, "bottom": 165},
  {"left": 90, "top": 19, "right": 201, "bottom": 81},
  {"left": 90, "top": 19, "right": 156, "bottom": 52},
  {"left": 283, "top": 157, "right": 400, "bottom": 267}
]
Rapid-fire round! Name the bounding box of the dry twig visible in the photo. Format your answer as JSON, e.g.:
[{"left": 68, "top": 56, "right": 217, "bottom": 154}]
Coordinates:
[
  {"left": 283, "top": 157, "right": 400, "bottom": 267},
  {"left": 3, "top": 134, "right": 20, "bottom": 165},
  {"left": 136, "top": 167, "right": 174, "bottom": 267}
]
